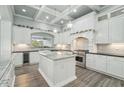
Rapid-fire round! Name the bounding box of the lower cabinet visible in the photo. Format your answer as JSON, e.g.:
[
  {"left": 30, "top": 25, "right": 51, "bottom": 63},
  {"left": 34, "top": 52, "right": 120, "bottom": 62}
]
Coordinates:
[
  {"left": 30, "top": 52, "right": 39, "bottom": 64},
  {"left": 86, "top": 54, "right": 124, "bottom": 80},
  {"left": 94, "top": 55, "right": 107, "bottom": 72},
  {"left": 107, "top": 57, "right": 124, "bottom": 78},
  {"left": 86, "top": 54, "right": 107, "bottom": 72},
  {"left": 13, "top": 52, "right": 40, "bottom": 66},
  {"left": 86, "top": 54, "right": 96, "bottom": 69},
  {"left": 13, "top": 53, "right": 23, "bottom": 66}
]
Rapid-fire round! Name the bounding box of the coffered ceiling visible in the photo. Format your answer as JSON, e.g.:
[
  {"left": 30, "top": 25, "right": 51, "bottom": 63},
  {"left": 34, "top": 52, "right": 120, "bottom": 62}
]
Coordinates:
[{"left": 12, "top": 5, "right": 111, "bottom": 26}]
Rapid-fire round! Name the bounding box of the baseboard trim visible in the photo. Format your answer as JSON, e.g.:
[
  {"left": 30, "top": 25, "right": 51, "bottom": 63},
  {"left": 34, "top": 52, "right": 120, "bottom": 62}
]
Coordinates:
[
  {"left": 87, "top": 67, "right": 124, "bottom": 81},
  {"left": 38, "top": 68, "right": 77, "bottom": 87}
]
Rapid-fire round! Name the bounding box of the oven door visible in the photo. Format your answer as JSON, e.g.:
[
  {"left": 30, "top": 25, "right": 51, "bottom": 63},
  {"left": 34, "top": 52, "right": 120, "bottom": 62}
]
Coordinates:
[
  {"left": 75, "top": 56, "right": 83, "bottom": 62},
  {"left": 75, "top": 56, "right": 85, "bottom": 67}
]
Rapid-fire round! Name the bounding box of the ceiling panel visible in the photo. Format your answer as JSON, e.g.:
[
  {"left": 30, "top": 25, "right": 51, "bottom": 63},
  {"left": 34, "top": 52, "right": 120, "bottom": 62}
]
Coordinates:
[
  {"left": 68, "top": 6, "right": 93, "bottom": 19},
  {"left": 55, "top": 19, "right": 69, "bottom": 25},
  {"left": 46, "top": 5, "right": 70, "bottom": 12},
  {"left": 37, "top": 11, "right": 56, "bottom": 22},
  {"left": 14, "top": 5, "right": 38, "bottom": 18}
]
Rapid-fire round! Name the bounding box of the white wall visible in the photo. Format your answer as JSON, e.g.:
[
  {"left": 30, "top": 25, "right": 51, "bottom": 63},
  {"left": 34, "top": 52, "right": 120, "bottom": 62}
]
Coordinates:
[
  {"left": 0, "top": 6, "right": 13, "bottom": 62},
  {"left": 0, "top": 5, "right": 13, "bottom": 22},
  {"left": 0, "top": 21, "right": 12, "bottom": 61}
]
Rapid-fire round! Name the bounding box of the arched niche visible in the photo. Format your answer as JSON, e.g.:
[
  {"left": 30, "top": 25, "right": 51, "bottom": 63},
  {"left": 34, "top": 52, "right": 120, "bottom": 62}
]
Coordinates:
[
  {"left": 72, "top": 37, "right": 89, "bottom": 50},
  {"left": 31, "top": 32, "right": 54, "bottom": 48}
]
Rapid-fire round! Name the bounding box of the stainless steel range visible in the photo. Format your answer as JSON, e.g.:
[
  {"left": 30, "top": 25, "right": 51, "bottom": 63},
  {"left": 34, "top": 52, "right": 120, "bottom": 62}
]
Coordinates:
[{"left": 74, "top": 50, "right": 88, "bottom": 68}]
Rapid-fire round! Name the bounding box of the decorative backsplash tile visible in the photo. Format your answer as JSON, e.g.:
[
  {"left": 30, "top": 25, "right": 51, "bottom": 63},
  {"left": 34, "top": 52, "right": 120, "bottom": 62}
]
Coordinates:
[{"left": 97, "top": 43, "right": 124, "bottom": 55}]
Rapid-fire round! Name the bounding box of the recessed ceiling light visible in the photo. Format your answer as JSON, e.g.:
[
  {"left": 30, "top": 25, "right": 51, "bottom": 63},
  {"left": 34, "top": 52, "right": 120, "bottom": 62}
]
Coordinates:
[
  {"left": 53, "top": 28, "right": 58, "bottom": 33},
  {"left": 60, "top": 20, "right": 64, "bottom": 24},
  {"left": 22, "top": 9, "right": 26, "bottom": 12},
  {"left": 46, "top": 16, "right": 49, "bottom": 19},
  {"left": 73, "top": 9, "right": 77, "bottom": 13}
]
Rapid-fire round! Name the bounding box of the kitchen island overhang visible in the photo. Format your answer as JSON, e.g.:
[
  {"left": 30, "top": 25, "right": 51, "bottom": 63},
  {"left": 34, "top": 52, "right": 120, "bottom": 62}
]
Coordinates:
[{"left": 39, "top": 51, "right": 77, "bottom": 87}]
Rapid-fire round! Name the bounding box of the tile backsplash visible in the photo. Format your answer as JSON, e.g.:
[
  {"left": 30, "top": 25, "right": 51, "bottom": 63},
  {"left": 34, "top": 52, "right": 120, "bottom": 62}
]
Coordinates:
[{"left": 97, "top": 43, "right": 124, "bottom": 55}]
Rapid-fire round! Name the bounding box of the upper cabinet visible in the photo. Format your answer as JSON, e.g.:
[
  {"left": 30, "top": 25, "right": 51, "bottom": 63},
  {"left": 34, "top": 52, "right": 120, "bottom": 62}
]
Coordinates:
[
  {"left": 109, "top": 8, "right": 124, "bottom": 43},
  {"left": 95, "top": 7, "right": 124, "bottom": 43},
  {"left": 13, "top": 26, "right": 31, "bottom": 44},
  {"left": 54, "top": 30, "right": 72, "bottom": 45},
  {"left": 95, "top": 14, "right": 109, "bottom": 43}
]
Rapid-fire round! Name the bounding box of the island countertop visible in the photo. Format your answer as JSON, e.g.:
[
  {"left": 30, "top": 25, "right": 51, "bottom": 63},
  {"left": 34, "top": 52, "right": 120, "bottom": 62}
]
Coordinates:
[{"left": 39, "top": 51, "right": 75, "bottom": 61}]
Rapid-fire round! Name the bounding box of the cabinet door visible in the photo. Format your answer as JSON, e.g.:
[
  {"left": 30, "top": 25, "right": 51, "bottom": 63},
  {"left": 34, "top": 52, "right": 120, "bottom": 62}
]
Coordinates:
[
  {"left": 109, "top": 15, "right": 124, "bottom": 43},
  {"left": 107, "top": 57, "right": 123, "bottom": 77},
  {"left": 13, "top": 53, "right": 23, "bottom": 66},
  {"left": 13, "top": 26, "right": 31, "bottom": 44},
  {"left": 94, "top": 55, "right": 107, "bottom": 72},
  {"left": 30, "top": 52, "right": 39, "bottom": 64},
  {"left": 86, "top": 54, "right": 96, "bottom": 69},
  {"left": 95, "top": 20, "right": 109, "bottom": 43},
  {"left": 54, "top": 33, "right": 59, "bottom": 44}
]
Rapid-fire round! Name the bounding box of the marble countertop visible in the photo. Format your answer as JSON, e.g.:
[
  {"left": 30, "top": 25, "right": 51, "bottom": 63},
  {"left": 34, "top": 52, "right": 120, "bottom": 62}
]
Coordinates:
[
  {"left": 39, "top": 51, "right": 75, "bottom": 61},
  {"left": 88, "top": 52, "right": 124, "bottom": 58},
  {"left": 12, "top": 48, "right": 60, "bottom": 53}
]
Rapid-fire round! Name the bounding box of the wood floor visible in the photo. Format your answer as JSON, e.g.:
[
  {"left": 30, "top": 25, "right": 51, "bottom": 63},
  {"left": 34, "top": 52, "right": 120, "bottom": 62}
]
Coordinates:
[
  {"left": 14, "top": 64, "right": 124, "bottom": 87},
  {"left": 14, "top": 64, "right": 48, "bottom": 87}
]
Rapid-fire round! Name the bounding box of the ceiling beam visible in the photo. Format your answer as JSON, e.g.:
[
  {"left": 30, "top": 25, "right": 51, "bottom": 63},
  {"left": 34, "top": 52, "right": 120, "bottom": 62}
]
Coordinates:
[
  {"left": 36, "top": 19, "right": 62, "bottom": 27},
  {"left": 87, "top": 5, "right": 101, "bottom": 12},
  {"left": 28, "top": 5, "right": 40, "bottom": 10},
  {"left": 34, "top": 5, "right": 46, "bottom": 20},
  {"left": 14, "top": 14, "right": 33, "bottom": 20},
  {"left": 34, "top": 5, "right": 73, "bottom": 21},
  {"left": 50, "top": 5, "right": 82, "bottom": 24},
  {"left": 43, "top": 6, "right": 73, "bottom": 20}
]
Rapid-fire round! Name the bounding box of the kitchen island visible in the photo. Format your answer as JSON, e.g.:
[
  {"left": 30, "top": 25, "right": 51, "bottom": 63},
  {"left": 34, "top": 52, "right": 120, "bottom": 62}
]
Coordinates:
[{"left": 39, "top": 51, "right": 76, "bottom": 87}]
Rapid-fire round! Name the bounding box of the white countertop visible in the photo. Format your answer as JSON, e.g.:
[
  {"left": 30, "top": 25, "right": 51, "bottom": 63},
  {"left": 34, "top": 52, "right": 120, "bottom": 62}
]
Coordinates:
[{"left": 39, "top": 51, "right": 75, "bottom": 61}]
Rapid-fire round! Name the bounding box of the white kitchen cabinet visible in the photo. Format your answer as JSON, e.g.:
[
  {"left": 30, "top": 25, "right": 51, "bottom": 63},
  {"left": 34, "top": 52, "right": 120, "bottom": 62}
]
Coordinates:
[
  {"left": 95, "top": 15, "right": 109, "bottom": 43},
  {"left": 94, "top": 55, "right": 107, "bottom": 72},
  {"left": 87, "top": 53, "right": 124, "bottom": 80},
  {"left": 86, "top": 54, "right": 107, "bottom": 72},
  {"left": 54, "top": 33, "right": 59, "bottom": 44},
  {"left": 86, "top": 54, "right": 96, "bottom": 69},
  {"left": 107, "top": 57, "right": 124, "bottom": 78},
  {"left": 109, "top": 14, "right": 124, "bottom": 43},
  {"left": 62, "top": 31, "right": 71, "bottom": 44},
  {"left": 54, "top": 31, "right": 71, "bottom": 45},
  {"left": 13, "top": 53, "right": 23, "bottom": 66},
  {"left": 54, "top": 33, "right": 62, "bottom": 44},
  {"left": 30, "top": 52, "right": 39, "bottom": 64},
  {"left": 13, "top": 26, "right": 31, "bottom": 44}
]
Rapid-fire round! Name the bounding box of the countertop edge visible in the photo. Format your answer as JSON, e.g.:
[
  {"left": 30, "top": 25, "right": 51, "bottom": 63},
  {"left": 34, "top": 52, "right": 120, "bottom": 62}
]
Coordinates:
[
  {"left": 40, "top": 54, "right": 75, "bottom": 61},
  {"left": 88, "top": 52, "right": 124, "bottom": 58}
]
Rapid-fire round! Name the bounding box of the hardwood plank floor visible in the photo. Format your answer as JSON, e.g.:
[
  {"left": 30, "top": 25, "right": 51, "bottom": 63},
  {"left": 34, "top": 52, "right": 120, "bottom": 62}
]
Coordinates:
[
  {"left": 14, "top": 64, "right": 124, "bottom": 87},
  {"left": 14, "top": 64, "right": 49, "bottom": 87}
]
